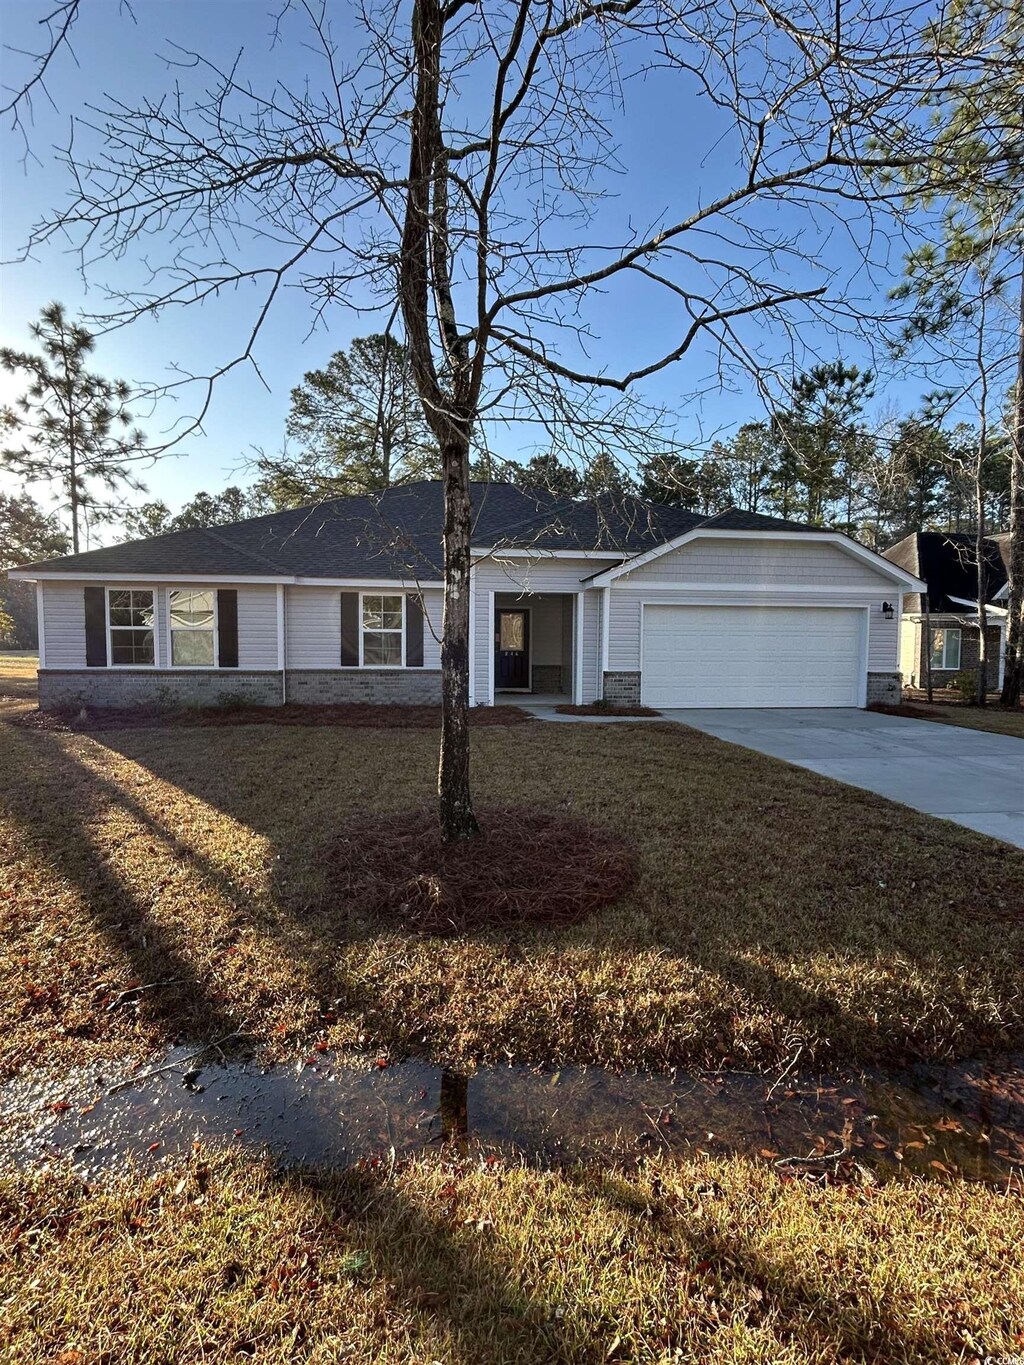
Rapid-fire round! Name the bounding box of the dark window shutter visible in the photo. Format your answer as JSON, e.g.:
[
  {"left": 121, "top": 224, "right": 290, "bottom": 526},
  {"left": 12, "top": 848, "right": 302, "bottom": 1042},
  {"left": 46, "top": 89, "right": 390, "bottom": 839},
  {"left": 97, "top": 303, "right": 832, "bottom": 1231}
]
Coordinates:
[
  {"left": 84, "top": 586, "right": 107, "bottom": 667},
  {"left": 340, "top": 591, "right": 359, "bottom": 666},
  {"left": 217, "top": 589, "right": 238, "bottom": 667},
  {"left": 406, "top": 594, "right": 424, "bottom": 667}
]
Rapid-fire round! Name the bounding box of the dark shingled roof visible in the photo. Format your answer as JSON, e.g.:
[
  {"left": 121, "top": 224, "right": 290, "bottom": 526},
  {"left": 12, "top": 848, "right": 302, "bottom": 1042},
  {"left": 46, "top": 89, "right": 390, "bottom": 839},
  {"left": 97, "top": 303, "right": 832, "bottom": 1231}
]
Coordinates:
[
  {"left": 15, "top": 480, "right": 831, "bottom": 580},
  {"left": 883, "top": 531, "right": 1009, "bottom": 613}
]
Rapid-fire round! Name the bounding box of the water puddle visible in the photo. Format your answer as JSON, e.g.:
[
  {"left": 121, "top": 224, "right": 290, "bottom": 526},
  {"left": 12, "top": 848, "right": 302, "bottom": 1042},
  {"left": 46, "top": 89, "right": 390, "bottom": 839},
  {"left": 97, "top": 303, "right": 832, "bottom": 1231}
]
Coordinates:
[{"left": 1, "top": 1049, "right": 1022, "bottom": 1184}]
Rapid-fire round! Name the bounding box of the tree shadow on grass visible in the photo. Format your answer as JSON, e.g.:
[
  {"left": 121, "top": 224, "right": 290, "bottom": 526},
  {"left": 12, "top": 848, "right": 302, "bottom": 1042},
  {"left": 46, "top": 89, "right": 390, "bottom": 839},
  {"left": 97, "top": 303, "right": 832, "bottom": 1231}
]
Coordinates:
[
  {"left": 0, "top": 720, "right": 445, "bottom": 1065},
  {"left": 560, "top": 1165, "right": 961, "bottom": 1363},
  {"left": 8, "top": 715, "right": 1024, "bottom": 1072}
]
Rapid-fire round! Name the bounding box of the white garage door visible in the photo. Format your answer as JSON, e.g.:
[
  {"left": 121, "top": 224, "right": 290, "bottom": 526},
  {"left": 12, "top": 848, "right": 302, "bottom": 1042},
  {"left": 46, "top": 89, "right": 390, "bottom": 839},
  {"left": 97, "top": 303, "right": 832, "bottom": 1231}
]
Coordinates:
[{"left": 641, "top": 604, "right": 864, "bottom": 708}]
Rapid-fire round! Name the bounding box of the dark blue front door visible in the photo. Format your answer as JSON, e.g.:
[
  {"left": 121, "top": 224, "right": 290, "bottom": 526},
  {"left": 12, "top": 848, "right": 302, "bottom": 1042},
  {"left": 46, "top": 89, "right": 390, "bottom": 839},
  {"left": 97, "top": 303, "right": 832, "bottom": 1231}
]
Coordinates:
[{"left": 495, "top": 609, "right": 530, "bottom": 689}]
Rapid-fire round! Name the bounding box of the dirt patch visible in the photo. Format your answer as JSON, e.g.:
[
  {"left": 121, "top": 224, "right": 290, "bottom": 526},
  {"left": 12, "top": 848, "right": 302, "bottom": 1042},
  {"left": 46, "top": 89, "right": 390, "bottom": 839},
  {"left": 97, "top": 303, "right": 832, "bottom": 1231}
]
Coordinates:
[
  {"left": 556, "top": 702, "right": 660, "bottom": 717},
  {"left": 14, "top": 702, "right": 535, "bottom": 732},
  {"left": 330, "top": 805, "right": 637, "bottom": 935}
]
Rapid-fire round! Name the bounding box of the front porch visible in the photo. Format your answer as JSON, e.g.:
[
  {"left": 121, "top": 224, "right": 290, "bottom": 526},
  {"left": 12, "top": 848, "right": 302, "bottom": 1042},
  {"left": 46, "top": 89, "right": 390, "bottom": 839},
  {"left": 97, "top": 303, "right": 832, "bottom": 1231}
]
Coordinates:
[{"left": 493, "top": 592, "right": 575, "bottom": 702}]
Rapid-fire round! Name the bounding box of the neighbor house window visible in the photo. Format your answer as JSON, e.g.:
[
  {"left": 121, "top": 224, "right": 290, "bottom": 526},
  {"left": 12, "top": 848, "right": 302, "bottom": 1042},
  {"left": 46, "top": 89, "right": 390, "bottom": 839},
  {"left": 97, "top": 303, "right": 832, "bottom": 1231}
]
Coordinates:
[
  {"left": 107, "top": 589, "right": 155, "bottom": 666},
  {"left": 930, "top": 628, "right": 961, "bottom": 671},
  {"left": 361, "top": 593, "right": 404, "bottom": 665},
  {"left": 170, "top": 589, "right": 216, "bottom": 666}
]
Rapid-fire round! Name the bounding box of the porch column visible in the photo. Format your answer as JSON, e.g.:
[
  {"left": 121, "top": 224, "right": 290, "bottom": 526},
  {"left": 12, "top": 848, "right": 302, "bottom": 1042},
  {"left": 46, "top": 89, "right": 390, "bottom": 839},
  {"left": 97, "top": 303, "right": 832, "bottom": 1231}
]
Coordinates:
[
  {"left": 468, "top": 568, "right": 476, "bottom": 705},
  {"left": 574, "top": 590, "right": 585, "bottom": 705},
  {"left": 276, "top": 583, "right": 286, "bottom": 703},
  {"left": 486, "top": 589, "right": 496, "bottom": 706}
]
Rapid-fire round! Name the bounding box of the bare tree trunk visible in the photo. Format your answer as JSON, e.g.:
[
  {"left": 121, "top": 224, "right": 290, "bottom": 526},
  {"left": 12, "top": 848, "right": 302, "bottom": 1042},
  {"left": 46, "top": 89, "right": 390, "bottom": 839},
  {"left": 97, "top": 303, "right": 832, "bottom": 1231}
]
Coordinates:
[
  {"left": 438, "top": 438, "right": 479, "bottom": 843},
  {"left": 976, "top": 519, "right": 989, "bottom": 705},
  {"left": 1001, "top": 265, "right": 1024, "bottom": 708}
]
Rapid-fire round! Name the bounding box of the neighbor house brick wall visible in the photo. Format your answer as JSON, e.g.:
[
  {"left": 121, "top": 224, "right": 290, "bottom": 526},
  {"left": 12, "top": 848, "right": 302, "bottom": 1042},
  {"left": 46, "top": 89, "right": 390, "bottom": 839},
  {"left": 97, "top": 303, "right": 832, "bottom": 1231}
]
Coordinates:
[
  {"left": 284, "top": 669, "right": 442, "bottom": 704},
  {"left": 909, "top": 618, "right": 1003, "bottom": 689},
  {"left": 866, "top": 672, "right": 902, "bottom": 705},
  {"left": 38, "top": 669, "right": 282, "bottom": 710},
  {"left": 602, "top": 671, "right": 641, "bottom": 704}
]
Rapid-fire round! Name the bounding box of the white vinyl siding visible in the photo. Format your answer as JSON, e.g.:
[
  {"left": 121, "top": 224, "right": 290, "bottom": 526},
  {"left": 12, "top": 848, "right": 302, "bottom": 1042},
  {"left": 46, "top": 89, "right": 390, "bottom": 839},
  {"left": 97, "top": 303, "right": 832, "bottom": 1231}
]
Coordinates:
[
  {"left": 41, "top": 580, "right": 280, "bottom": 670},
  {"left": 899, "top": 617, "right": 920, "bottom": 685},
  {"left": 623, "top": 537, "right": 889, "bottom": 588},
  {"left": 284, "top": 584, "right": 442, "bottom": 669},
  {"left": 641, "top": 605, "right": 865, "bottom": 708},
  {"left": 234, "top": 585, "right": 280, "bottom": 668},
  {"left": 41, "top": 580, "right": 89, "bottom": 668},
  {"left": 581, "top": 589, "right": 601, "bottom": 702}
]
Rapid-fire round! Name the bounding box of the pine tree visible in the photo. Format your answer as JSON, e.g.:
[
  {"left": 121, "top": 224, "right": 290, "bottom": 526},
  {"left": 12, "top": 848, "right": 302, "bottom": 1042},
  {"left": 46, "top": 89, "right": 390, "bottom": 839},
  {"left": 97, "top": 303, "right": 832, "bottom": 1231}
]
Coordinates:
[
  {"left": 1, "top": 303, "right": 149, "bottom": 553},
  {"left": 280, "top": 334, "right": 439, "bottom": 497}
]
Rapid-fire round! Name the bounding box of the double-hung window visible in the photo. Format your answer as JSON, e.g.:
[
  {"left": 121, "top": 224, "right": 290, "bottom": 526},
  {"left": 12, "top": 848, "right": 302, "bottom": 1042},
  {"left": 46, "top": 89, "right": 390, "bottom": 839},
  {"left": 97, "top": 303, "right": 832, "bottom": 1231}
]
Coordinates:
[
  {"left": 360, "top": 593, "right": 404, "bottom": 666},
  {"left": 107, "top": 589, "right": 155, "bottom": 666},
  {"left": 929, "top": 628, "right": 961, "bottom": 671},
  {"left": 170, "top": 589, "right": 217, "bottom": 666}
]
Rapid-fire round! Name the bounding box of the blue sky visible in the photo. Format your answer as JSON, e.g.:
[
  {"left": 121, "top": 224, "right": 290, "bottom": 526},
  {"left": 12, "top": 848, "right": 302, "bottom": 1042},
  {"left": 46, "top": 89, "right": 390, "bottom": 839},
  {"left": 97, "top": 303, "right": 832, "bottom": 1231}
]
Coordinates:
[{"left": 1, "top": 0, "right": 943, "bottom": 533}]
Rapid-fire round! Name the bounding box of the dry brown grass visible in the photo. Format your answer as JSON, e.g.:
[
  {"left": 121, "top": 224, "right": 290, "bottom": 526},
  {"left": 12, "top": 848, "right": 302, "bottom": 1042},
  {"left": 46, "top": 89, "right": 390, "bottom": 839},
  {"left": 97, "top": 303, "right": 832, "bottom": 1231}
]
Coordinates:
[
  {"left": 885, "top": 694, "right": 1024, "bottom": 739},
  {"left": 2, "top": 1149, "right": 1022, "bottom": 1363},
  {"left": 3, "top": 654, "right": 1024, "bottom": 1080},
  {"left": 0, "top": 651, "right": 39, "bottom": 700}
]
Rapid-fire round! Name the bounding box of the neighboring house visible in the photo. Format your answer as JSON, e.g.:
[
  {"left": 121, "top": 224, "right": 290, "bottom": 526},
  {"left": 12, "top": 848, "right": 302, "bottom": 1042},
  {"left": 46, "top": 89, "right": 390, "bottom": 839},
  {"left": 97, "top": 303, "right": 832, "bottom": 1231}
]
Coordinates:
[
  {"left": 10, "top": 481, "right": 923, "bottom": 711},
  {"left": 883, "top": 531, "right": 1010, "bottom": 692}
]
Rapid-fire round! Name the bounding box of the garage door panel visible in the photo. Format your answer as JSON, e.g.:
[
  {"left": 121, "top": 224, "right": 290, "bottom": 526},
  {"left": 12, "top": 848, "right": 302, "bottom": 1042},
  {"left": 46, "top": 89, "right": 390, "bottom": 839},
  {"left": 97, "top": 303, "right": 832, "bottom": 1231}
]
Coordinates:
[{"left": 641, "top": 605, "right": 863, "bottom": 708}]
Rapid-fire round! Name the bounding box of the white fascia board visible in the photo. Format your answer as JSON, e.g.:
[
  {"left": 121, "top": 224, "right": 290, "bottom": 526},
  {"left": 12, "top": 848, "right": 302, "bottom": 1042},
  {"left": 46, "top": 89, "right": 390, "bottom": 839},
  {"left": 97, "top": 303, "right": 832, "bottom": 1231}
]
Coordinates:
[
  {"left": 587, "top": 528, "right": 927, "bottom": 592},
  {"left": 948, "top": 595, "right": 1009, "bottom": 618},
  {"left": 292, "top": 576, "right": 444, "bottom": 588},
  {"left": 471, "top": 547, "right": 623, "bottom": 561},
  {"left": 12, "top": 570, "right": 290, "bottom": 584},
  {"left": 12, "top": 570, "right": 445, "bottom": 589}
]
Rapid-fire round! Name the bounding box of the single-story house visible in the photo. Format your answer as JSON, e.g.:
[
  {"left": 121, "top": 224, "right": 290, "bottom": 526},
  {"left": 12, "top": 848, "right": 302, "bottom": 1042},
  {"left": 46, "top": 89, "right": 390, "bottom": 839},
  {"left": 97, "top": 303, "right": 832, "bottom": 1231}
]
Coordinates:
[
  {"left": 882, "top": 530, "right": 1010, "bottom": 691},
  {"left": 9, "top": 481, "right": 924, "bottom": 711}
]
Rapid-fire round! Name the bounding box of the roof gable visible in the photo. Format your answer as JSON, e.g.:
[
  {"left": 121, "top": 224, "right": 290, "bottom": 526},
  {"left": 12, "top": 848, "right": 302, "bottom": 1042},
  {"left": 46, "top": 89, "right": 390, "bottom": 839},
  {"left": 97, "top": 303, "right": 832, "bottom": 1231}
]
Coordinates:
[{"left": 882, "top": 531, "right": 1008, "bottom": 611}]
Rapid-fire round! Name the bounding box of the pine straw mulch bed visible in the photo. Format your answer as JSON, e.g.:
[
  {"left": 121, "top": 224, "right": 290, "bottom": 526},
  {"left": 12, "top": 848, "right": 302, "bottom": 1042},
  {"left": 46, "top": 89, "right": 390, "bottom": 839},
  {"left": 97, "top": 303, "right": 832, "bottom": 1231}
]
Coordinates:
[
  {"left": 556, "top": 702, "right": 661, "bottom": 717},
  {"left": 14, "top": 702, "right": 536, "bottom": 732},
  {"left": 329, "top": 805, "right": 637, "bottom": 935}
]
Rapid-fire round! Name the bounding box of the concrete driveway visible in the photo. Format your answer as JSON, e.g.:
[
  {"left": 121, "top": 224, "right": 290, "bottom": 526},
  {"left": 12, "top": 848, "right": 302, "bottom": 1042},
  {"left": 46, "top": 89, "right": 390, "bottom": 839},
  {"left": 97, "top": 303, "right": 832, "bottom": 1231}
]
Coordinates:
[{"left": 662, "top": 708, "right": 1024, "bottom": 850}]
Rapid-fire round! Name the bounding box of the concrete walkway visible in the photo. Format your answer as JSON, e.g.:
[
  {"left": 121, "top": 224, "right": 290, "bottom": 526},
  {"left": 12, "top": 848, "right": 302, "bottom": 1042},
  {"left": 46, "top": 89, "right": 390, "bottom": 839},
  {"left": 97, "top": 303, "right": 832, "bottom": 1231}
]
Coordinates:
[{"left": 664, "top": 708, "right": 1024, "bottom": 850}]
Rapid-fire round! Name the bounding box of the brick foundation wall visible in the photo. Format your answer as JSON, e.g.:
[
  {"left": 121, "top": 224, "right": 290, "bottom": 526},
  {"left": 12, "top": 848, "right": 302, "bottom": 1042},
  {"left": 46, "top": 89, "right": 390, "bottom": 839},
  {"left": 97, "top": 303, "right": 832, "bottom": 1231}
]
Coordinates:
[
  {"left": 38, "top": 669, "right": 282, "bottom": 710},
  {"left": 866, "top": 671, "right": 902, "bottom": 705},
  {"left": 284, "top": 669, "right": 442, "bottom": 704},
  {"left": 602, "top": 671, "right": 641, "bottom": 705},
  {"left": 530, "top": 664, "right": 564, "bottom": 694}
]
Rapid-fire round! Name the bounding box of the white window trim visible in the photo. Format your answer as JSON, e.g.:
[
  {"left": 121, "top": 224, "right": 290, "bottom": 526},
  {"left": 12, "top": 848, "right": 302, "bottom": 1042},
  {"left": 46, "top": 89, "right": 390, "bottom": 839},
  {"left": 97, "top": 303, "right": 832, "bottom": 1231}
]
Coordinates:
[
  {"left": 106, "top": 586, "right": 157, "bottom": 669},
  {"left": 358, "top": 591, "right": 406, "bottom": 669},
  {"left": 931, "top": 627, "right": 962, "bottom": 671},
  {"left": 168, "top": 587, "right": 220, "bottom": 670}
]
